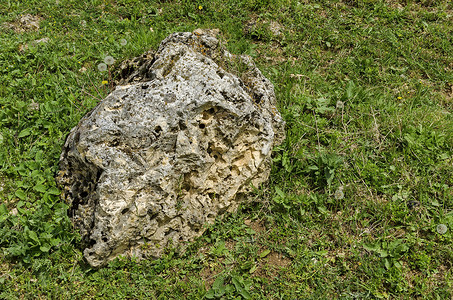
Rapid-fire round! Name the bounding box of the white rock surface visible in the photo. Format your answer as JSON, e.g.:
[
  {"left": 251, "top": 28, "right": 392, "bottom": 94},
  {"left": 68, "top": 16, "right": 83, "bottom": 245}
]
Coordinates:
[{"left": 57, "top": 31, "right": 285, "bottom": 267}]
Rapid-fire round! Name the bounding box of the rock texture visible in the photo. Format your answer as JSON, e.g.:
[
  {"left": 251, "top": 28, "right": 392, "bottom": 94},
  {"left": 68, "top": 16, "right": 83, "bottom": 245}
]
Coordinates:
[{"left": 57, "top": 30, "right": 285, "bottom": 267}]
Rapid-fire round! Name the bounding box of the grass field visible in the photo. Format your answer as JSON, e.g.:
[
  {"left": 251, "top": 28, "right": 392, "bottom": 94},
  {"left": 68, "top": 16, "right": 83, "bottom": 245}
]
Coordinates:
[{"left": 0, "top": 0, "right": 452, "bottom": 298}]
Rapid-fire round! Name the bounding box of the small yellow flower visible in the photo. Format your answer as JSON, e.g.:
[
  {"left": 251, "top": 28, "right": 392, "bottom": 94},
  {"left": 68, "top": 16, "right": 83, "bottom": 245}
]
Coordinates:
[
  {"left": 198, "top": 5, "right": 203, "bottom": 10},
  {"left": 397, "top": 96, "right": 402, "bottom": 100},
  {"left": 102, "top": 80, "right": 108, "bottom": 85}
]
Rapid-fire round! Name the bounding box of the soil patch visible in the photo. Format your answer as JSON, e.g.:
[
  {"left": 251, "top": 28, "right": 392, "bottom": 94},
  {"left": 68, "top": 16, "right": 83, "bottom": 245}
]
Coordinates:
[{"left": 3, "top": 14, "right": 42, "bottom": 33}]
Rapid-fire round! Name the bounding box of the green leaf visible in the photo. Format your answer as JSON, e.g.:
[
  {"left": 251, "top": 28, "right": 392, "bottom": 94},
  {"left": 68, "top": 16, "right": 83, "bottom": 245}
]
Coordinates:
[
  {"left": 346, "top": 81, "right": 355, "bottom": 99},
  {"left": 8, "top": 245, "right": 26, "bottom": 256},
  {"left": 0, "top": 204, "right": 7, "bottom": 216},
  {"left": 259, "top": 249, "right": 271, "bottom": 258},
  {"left": 17, "top": 128, "right": 31, "bottom": 138},
  {"left": 384, "top": 258, "right": 391, "bottom": 270},
  {"left": 212, "top": 275, "right": 224, "bottom": 291},
  {"left": 240, "top": 289, "right": 251, "bottom": 299},
  {"left": 271, "top": 67, "right": 279, "bottom": 77},
  {"left": 212, "top": 241, "right": 227, "bottom": 256},
  {"left": 282, "top": 153, "right": 293, "bottom": 172},
  {"left": 389, "top": 239, "right": 402, "bottom": 251},
  {"left": 47, "top": 187, "right": 60, "bottom": 195},
  {"left": 397, "top": 243, "right": 409, "bottom": 254},
  {"left": 274, "top": 186, "right": 285, "bottom": 198},
  {"left": 215, "top": 285, "right": 226, "bottom": 298},
  {"left": 15, "top": 189, "right": 27, "bottom": 200},
  {"left": 363, "top": 243, "right": 380, "bottom": 252},
  {"left": 307, "top": 165, "right": 319, "bottom": 171},
  {"left": 28, "top": 230, "right": 40, "bottom": 243},
  {"left": 318, "top": 206, "right": 328, "bottom": 214},
  {"left": 249, "top": 264, "right": 257, "bottom": 274},
  {"left": 438, "top": 153, "right": 449, "bottom": 160},
  {"left": 225, "top": 284, "right": 234, "bottom": 293},
  {"left": 33, "top": 184, "right": 47, "bottom": 193},
  {"left": 16, "top": 201, "right": 25, "bottom": 209},
  {"left": 204, "top": 289, "right": 215, "bottom": 299},
  {"left": 35, "top": 150, "right": 44, "bottom": 161},
  {"left": 40, "top": 243, "right": 51, "bottom": 252},
  {"left": 374, "top": 291, "right": 389, "bottom": 299},
  {"left": 232, "top": 276, "right": 251, "bottom": 299},
  {"left": 232, "top": 276, "right": 242, "bottom": 291},
  {"left": 378, "top": 249, "right": 388, "bottom": 258},
  {"left": 50, "top": 238, "right": 61, "bottom": 246}
]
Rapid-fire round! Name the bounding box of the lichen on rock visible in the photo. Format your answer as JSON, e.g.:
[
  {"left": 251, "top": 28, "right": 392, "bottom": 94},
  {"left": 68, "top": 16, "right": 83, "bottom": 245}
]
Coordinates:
[{"left": 57, "top": 30, "right": 285, "bottom": 267}]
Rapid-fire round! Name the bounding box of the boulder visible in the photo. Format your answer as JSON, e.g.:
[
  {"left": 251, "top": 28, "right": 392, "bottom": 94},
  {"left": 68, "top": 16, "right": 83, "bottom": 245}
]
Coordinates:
[{"left": 57, "top": 30, "right": 285, "bottom": 267}]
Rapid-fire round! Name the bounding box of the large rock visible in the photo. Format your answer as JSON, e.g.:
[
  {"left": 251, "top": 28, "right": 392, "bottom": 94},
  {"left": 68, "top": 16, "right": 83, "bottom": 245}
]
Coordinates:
[{"left": 57, "top": 30, "right": 285, "bottom": 267}]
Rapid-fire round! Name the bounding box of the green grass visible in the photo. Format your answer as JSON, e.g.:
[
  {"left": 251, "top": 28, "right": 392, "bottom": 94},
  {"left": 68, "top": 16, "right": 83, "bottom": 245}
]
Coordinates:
[{"left": 0, "top": 0, "right": 452, "bottom": 298}]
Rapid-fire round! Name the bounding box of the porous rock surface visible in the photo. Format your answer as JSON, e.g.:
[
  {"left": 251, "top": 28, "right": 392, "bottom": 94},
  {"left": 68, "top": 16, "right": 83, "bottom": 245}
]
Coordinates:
[{"left": 57, "top": 30, "right": 285, "bottom": 267}]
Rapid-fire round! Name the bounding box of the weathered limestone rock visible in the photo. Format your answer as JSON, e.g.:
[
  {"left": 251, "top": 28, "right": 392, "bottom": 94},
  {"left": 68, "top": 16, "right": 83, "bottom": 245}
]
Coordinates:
[{"left": 57, "top": 31, "right": 285, "bottom": 267}]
